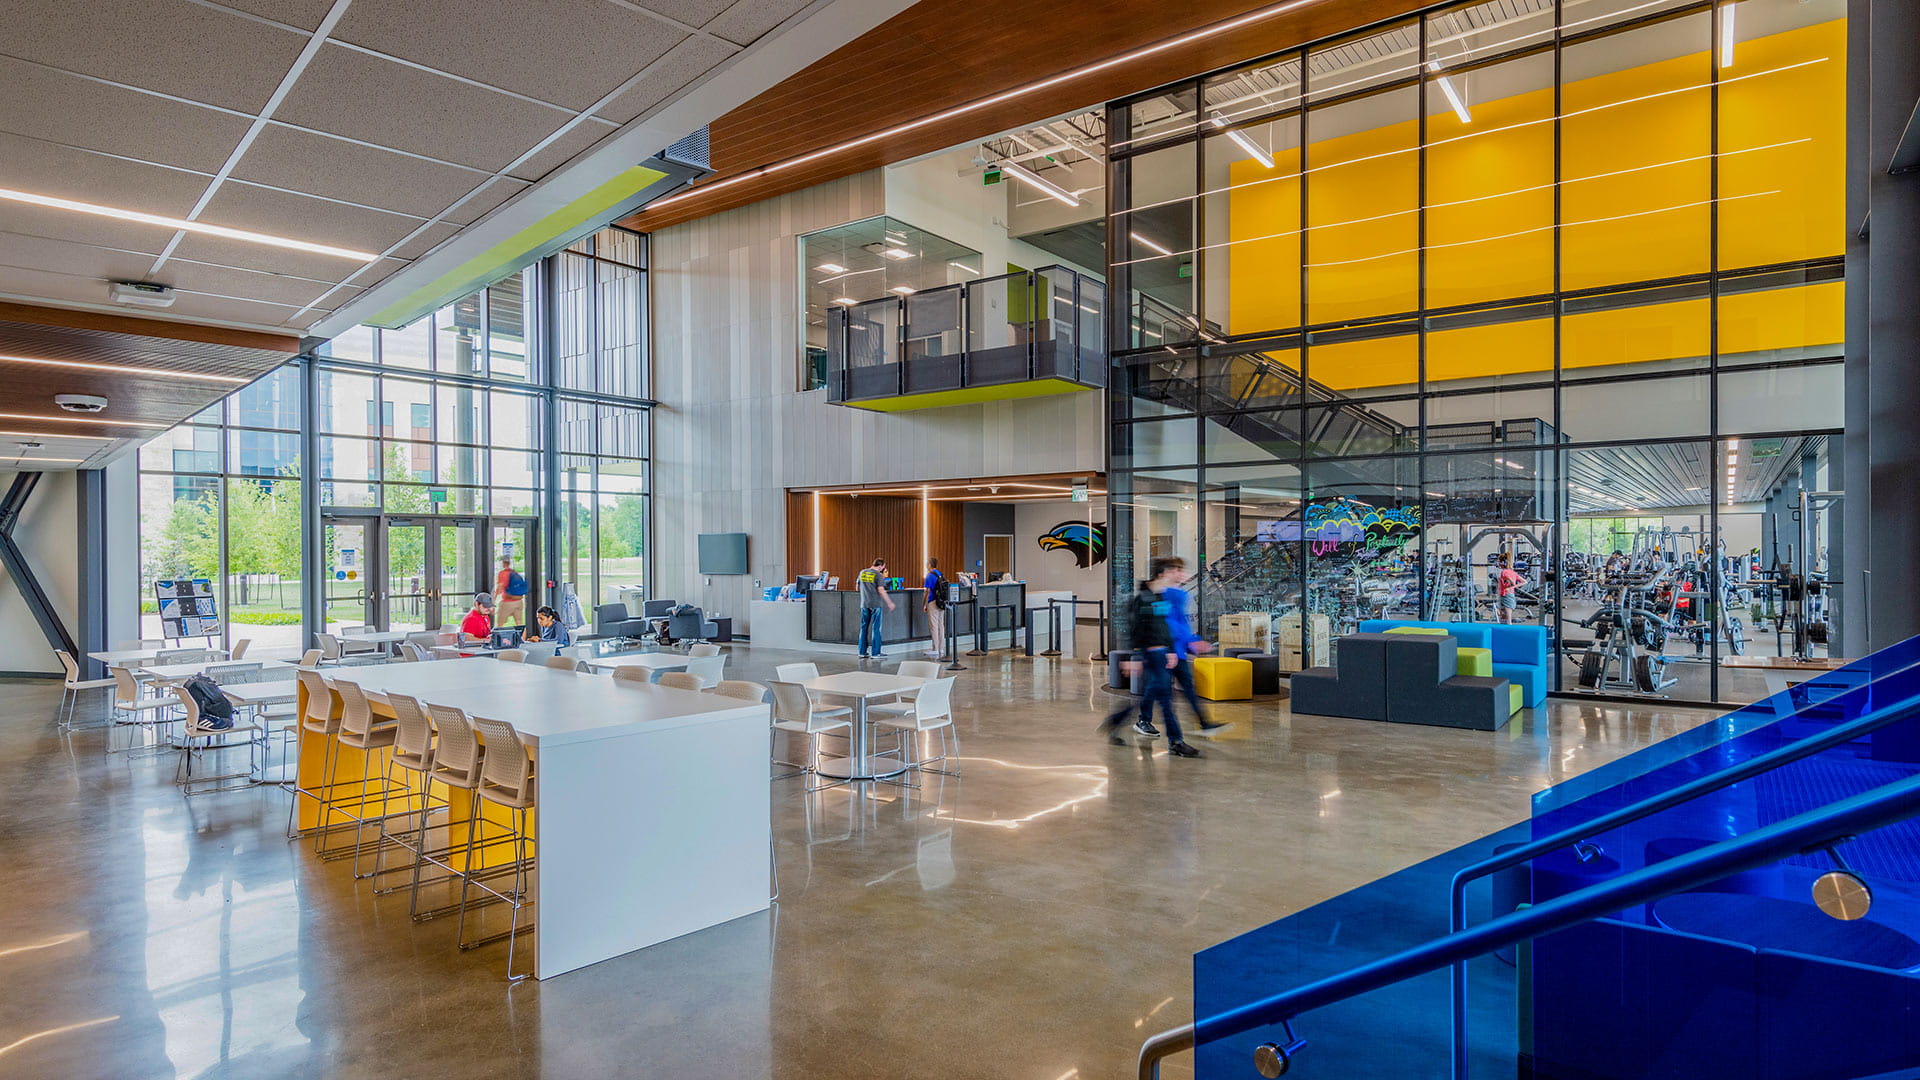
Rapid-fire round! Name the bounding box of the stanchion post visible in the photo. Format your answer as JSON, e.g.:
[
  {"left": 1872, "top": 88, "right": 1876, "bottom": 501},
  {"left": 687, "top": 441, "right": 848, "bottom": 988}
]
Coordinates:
[
  {"left": 944, "top": 598, "right": 968, "bottom": 671},
  {"left": 966, "top": 598, "right": 988, "bottom": 656},
  {"left": 1041, "top": 600, "right": 1062, "bottom": 657}
]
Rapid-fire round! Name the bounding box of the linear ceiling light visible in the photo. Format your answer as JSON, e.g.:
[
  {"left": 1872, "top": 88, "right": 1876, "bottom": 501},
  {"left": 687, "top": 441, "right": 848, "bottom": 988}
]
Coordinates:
[
  {"left": 5, "top": 456, "right": 86, "bottom": 463},
  {"left": 0, "top": 411, "right": 167, "bottom": 428},
  {"left": 1209, "top": 112, "right": 1274, "bottom": 168},
  {"left": 949, "top": 262, "right": 979, "bottom": 275},
  {"left": 997, "top": 160, "right": 1082, "bottom": 207},
  {"left": 1720, "top": 2, "right": 1737, "bottom": 69},
  {"left": 639, "top": 0, "right": 1330, "bottom": 215},
  {"left": 881, "top": 247, "right": 915, "bottom": 260},
  {"left": 0, "top": 352, "right": 247, "bottom": 384},
  {"left": 0, "top": 429, "right": 104, "bottom": 441},
  {"left": 832, "top": 297, "right": 857, "bottom": 305},
  {"left": 890, "top": 285, "right": 917, "bottom": 295},
  {"left": 0, "top": 188, "right": 380, "bottom": 262},
  {"left": 1129, "top": 232, "right": 1174, "bottom": 257},
  {"left": 815, "top": 262, "right": 848, "bottom": 273},
  {"left": 1427, "top": 62, "right": 1472, "bottom": 125}
]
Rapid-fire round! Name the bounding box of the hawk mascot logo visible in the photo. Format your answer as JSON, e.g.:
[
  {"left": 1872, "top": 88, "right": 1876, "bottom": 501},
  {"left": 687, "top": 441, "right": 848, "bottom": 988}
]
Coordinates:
[{"left": 1038, "top": 522, "right": 1106, "bottom": 568}]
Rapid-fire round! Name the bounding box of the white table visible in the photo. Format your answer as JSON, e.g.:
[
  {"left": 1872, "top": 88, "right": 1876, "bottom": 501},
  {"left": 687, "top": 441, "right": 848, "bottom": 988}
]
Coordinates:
[
  {"left": 91, "top": 646, "right": 230, "bottom": 666},
  {"left": 138, "top": 658, "right": 291, "bottom": 684},
  {"left": 225, "top": 680, "right": 302, "bottom": 784},
  {"left": 578, "top": 652, "right": 691, "bottom": 677},
  {"left": 799, "top": 671, "right": 928, "bottom": 781},
  {"left": 311, "top": 659, "right": 770, "bottom": 979}
]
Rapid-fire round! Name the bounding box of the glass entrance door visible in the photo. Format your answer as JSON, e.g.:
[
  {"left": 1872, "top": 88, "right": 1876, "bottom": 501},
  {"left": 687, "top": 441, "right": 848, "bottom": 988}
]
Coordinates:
[
  {"left": 491, "top": 518, "right": 539, "bottom": 617},
  {"left": 383, "top": 518, "right": 432, "bottom": 633},
  {"left": 322, "top": 515, "right": 377, "bottom": 634},
  {"left": 439, "top": 518, "right": 483, "bottom": 629}
]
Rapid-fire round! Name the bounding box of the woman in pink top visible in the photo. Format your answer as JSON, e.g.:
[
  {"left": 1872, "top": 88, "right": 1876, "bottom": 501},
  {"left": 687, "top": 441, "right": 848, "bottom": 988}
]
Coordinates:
[{"left": 1493, "top": 552, "right": 1526, "bottom": 624}]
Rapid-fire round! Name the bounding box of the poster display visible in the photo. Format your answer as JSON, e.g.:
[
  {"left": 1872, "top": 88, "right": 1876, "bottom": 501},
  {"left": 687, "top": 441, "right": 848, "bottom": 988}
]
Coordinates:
[{"left": 155, "top": 578, "right": 222, "bottom": 640}]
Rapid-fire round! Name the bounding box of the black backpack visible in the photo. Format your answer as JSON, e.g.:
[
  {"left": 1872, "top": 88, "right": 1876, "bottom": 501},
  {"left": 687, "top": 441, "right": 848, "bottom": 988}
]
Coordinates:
[{"left": 182, "top": 673, "right": 235, "bottom": 730}]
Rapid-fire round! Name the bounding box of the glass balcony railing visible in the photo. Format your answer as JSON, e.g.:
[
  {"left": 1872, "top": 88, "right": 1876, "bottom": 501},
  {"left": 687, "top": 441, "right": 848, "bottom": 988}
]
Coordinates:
[{"left": 824, "top": 266, "right": 1107, "bottom": 407}]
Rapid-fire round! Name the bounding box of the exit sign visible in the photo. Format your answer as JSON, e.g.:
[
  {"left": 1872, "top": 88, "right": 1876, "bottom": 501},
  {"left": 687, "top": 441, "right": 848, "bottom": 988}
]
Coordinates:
[{"left": 428, "top": 488, "right": 447, "bottom": 503}]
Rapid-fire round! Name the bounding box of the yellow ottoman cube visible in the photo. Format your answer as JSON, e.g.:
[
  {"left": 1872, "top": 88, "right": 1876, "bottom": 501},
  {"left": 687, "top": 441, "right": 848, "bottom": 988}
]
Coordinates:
[
  {"left": 1509, "top": 683, "right": 1523, "bottom": 715},
  {"left": 1192, "top": 656, "right": 1253, "bottom": 701},
  {"left": 1456, "top": 647, "right": 1493, "bottom": 678}
]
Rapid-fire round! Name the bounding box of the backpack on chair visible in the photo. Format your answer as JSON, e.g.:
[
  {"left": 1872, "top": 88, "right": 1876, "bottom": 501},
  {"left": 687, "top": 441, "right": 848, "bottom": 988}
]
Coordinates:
[{"left": 182, "top": 673, "right": 235, "bottom": 730}]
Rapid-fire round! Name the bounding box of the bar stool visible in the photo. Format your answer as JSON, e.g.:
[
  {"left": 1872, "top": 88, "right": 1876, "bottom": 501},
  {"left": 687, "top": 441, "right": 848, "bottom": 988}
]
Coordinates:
[
  {"left": 287, "top": 667, "right": 340, "bottom": 840},
  {"left": 461, "top": 715, "right": 536, "bottom": 981},
  {"left": 324, "top": 679, "right": 402, "bottom": 878},
  {"left": 372, "top": 691, "right": 439, "bottom": 891},
  {"left": 409, "top": 703, "right": 500, "bottom": 922}
]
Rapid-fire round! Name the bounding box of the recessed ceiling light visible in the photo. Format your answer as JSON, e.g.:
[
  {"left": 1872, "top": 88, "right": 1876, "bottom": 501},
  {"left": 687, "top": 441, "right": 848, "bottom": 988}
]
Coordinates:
[
  {"left": 890, "top": 285, "right": 917, "bottom": 295},
  {"left": 0, "top": 411, "right": 166, "bottom": 428},
  {"left": 0, "top": 187, "right": 380, "bottom": 261},
  {"left": 0, "top": 352, "right": 247, "bottom": 384},
  {"left": 815, "top": 262, "right": 848, "bottom": 273},
  {"left": 881, "top": 248, "right": 914, "bottom": 260},
  {"left": 832, "top": 297, "right": 857, "bottom": 305}
]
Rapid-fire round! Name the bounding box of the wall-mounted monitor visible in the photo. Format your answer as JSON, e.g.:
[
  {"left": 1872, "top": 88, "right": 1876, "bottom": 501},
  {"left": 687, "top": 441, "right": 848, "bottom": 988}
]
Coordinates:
[{"left": 697, "top": 532, "right": 750, "bottom": 575}]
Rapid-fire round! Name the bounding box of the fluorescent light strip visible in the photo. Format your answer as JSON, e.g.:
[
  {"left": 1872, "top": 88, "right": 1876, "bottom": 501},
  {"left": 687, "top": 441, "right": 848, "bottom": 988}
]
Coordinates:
[
  {"left": 949, "top": 262, "right": 979, "bottom": 274},
  {"left": 642, "top": 0, "right": 1331, "bottom": 214},
  {"left": 998, "top": 160, "right": 1082, "bottom": 206},
  {"left": 0, "top": 187, "right": 380, "bottom": 262},
  {"left": 1113, "top": 58, "right": 1827, "bottom": 223},
  {"left": 882, "top": 248, "right": 915, "bottom": 260},
  {"left": 0, "top": 352, "right": 248, "bottom": 384},
  {"left": 1720, "top": 2, "right": 1737, "bottom": 69},
  {"left": 0, "top": 411, "right": 167, "bottom": 429},
  {"left": 815, "top": 262, "right": 848, "bottom": 273},
  {"left": 0, "top": 429, "right": 102, "bottom": 442},
  {"left": 1210, "top": 111, "right": 1275, "bottom": 168},
  {"left": 832, "top": 297, "right": 856, "bottom": 305},
  {"left": 1434, "top": 73, "right": 1472, "bottom": 125},
  {"left": 5, "top": 456, "right": 86, "bottom": 463},
  {"left": 1130, "top": 232, "right": 1175, "bottom": 257}
]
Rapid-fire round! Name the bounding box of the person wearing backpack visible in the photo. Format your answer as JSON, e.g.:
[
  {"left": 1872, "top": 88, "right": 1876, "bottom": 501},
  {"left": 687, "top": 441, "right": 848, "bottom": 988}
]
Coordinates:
[
  {"left": 496, "top": 556, "right": 530, "bottom": 628},
  {"left": 922, "top": 557, "right": 947, "bottom": 658},
  {"left": 1098, "top": 557, "right": 1202, "bottom": 758}
]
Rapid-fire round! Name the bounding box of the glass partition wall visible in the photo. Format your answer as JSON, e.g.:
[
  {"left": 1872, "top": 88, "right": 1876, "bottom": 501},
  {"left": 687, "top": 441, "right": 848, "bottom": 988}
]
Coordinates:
[
  {"left": 1107, "top": 0, "right": 1846, "bottom": 704},
  {"left": 137, "top": 227, "right": 654, "bottom": 651}
]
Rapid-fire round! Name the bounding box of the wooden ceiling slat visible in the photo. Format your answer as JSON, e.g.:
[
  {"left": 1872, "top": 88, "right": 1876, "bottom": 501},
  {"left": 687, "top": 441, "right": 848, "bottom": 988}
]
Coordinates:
[{"left": 622, "top": 0, "right": 1428, "bottom": 232}]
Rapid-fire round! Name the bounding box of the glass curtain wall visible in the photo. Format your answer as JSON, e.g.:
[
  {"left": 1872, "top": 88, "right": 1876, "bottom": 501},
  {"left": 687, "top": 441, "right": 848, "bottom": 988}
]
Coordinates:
[
  {"left": 1107, "top": 0, "right": 1845, "bottom": 704},
  {"left": 136, "top": 226, "right": 654, "bottom": 646}
]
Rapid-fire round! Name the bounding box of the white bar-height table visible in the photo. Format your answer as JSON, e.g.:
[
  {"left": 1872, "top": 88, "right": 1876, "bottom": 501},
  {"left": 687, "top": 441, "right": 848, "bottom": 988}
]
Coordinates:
[
  {"left": 799, "top": 671, "right": 929, "bottom": 781},
  {"left": 138, "top": 658, "right": 292, "bottom": 685},
  {"left": 576, "top": 652, "right": 690, "bottom": 678},
  {"left": 90, "top": 646, "right": 231, "bottom": 666},
  {"left": 311, "top": 659, "right": 771, "bottom": 980}
]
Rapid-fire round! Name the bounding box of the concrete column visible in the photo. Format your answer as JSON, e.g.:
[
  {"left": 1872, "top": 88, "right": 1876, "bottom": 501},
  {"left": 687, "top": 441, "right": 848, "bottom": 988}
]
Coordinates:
[{"left": 1847, "top": 0, "right": 1920, "bottom": 652}]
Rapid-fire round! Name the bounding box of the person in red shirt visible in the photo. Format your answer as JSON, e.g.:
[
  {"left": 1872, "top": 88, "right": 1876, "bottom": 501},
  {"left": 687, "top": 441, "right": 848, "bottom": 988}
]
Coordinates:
[{"left": 460, "top": 592, "right": 495, "bottom": 642}]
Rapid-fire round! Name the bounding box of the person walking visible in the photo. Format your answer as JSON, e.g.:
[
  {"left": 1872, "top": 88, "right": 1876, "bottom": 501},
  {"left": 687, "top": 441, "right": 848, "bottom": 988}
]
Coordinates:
[
  {"left": 1163, "top": 559, "right": 1228, "bottom": 738},
  {"left": 1100, "top": 557, "right": 1202, "bottom": 758},
  {"left": 496, "top": 556, "right": 530, "bottom": 628},
  {"left": 856, "top": 557, "right": 895, "bottom": 659},
  {"left": 923, "top": 557, "right": 946, "bottom": 659}
]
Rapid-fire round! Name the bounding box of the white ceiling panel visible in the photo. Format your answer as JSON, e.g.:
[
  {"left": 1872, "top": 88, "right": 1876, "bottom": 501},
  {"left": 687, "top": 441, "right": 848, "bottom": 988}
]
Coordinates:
[
  {"left": 0, "top": 232, "right": 157, "bottom": 285},
  {"left": 154, "top": 259, "right": 346, "bottom": 309},
  {"left": 168, "top": 234, "right": 404, "bottom": 286},
  {"left": 0, "top": 133, "right": 209, "bottom": 216},
  {"left": 706, "top": 0, "right": 813, "bottom": 46},
  {"left": 0, "top": 0, "right": 306, "bottom": 112},
  {"left": 272, "top": 44, "right": 576, "bottom": 172},
  {"left": 211, "top": 0, "right": 340, "bottom": 31},
  {"left": 437, "top": 177, "right": 531, "bottom": 226},
  {"left": 0, "top": 56, "right": 254, "bottom": 174},
  {"left": 0, "top": 201, "right": 179, "bottom": 254},
  {"left": 190, "top": 181, "right": 427, "bottom": 255},
  {"left": 623, "top": 0, "right": 737, "bottom": 27},
  {"left": 387, "top": 222, "right": 463, "bottom": 262},
  {"left": 333, "top": 0, "right": 688, "bottom": 111},
  {"left": 232, "top": 125, "right": 493, "bottom": 219},
  {"left": 507, "top": 120, "right": 619, "bottom": 183},
  {"left": 596, "top": 35, "right": 741, "bottom": 124},
  {"left": 0, "top": 264, "right": 128, "bottom": 308}
]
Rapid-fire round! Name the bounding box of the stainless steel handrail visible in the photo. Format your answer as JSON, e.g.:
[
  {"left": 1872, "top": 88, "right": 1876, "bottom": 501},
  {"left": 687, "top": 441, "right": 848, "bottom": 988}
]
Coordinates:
[{"left": 1138, "top": 771, "right": 1920, "bottom": 1080}]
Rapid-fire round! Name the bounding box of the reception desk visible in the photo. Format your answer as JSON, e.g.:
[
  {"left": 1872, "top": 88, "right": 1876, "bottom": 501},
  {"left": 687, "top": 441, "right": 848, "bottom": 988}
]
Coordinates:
[{"left": 805, "top": 583, "right": 1026, "bottom": 647}]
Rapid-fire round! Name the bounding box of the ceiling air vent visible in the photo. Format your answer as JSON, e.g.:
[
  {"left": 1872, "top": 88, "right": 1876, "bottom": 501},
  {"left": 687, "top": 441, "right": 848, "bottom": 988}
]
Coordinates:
[{"left": 661, "top": 127, "right": 711, "bottom": 172}]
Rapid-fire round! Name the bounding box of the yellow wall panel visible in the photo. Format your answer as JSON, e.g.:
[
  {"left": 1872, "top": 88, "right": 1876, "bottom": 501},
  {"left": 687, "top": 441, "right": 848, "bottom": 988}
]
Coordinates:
[
  {"left": 1427, "top": 318, "right": 1554, "bottom": 382},
  {"left": 1309, "top": 333, "right": 1417, "bottom": 393},
  {"left": 1718, "top": 20, "right": 1847, "bottom": 267},
  {"left": 1717, "top": 281, "right": 1844, "bottom": 357},
  {"left": 1562, "top": 298, "right": 1708, "bottom": 371},
  {"left": 1224, "top": 148, "right": 1303, "bottom": 336},
  {"left": 1303, "top": 103, "right": 1419, "bottom": 324},
  {"left": 1425, "top": 86, "right": 1556, "bottom": 309}
]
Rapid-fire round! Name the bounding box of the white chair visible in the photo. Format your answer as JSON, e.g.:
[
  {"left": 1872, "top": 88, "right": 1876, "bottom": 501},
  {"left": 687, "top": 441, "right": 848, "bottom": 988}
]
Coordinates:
[
  {"left": 774, "top": 662, "right": 821, "bottom": 683},
  {"left": 888, "top": 660, "right": 942, "bottom": 703},
  {"left": 171, "top": 685, "right": 264, "bottom": 795},
  {"left": 229, "top": 638, "right": 252, "bottom": 660},
  {"left": 869, "top": 676, "right": 960, "bottom": 776},
  {"left": 399, "top": 642, "right": 434, "bottom": 663},
  {"left": 315, "top": 633, "right": 344, "bottom": 663},
  {"left": 656, "top": 671, "right": 703, "bottom": 691},
  {"left": 297, "top": 648, "right": 324, "bottom": 668},
  {"left": 108, "top": 665, "right": 178, "bottom": 754},
  {"left": 545, "top": 655, "right": 585, "bottom": 672},
  {"left": 55, "top": 650, "right": 115, "bottom": 730},
  {"left": 688, "top": 643, "right": 722, "bottom": 657},
  {"left": 768, "top": 680, "right": 851, "bottom": 788},
  {"left": 338, "top": 626, "right": 381, "bottom": 655},
  {"left": 611, "top": 666, "right": 653, "bottom": 685},
  {"left": 495, "top": 649, "right": 528, "bottom": 663},
  {"left": 520, "top": 641, "right": 560, "bottom": 663},
  {"left": 684, "top": 653, "right": 726, "bottom": 689},
  {"left": 709, "top": 680, "right": 769, "bottom": 703}
]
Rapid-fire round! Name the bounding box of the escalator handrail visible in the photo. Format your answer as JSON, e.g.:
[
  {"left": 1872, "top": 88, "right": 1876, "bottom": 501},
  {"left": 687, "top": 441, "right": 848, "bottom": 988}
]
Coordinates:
[
  {"left": 1446, "top": 663, "right": 1920, "bottom": 1078},
  {"left": 1137, "top": 771, "right": 1920, "bottom": 1080}
]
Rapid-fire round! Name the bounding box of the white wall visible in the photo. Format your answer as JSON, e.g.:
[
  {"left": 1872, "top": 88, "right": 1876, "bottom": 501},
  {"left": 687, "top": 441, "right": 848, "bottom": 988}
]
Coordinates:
[
  {"left": 1011, "top": 499, "right": 1106, "bottom": 597},
  {"left": 0, "top": 470, "right": 79, "bottom": 676},
  {"left": 649, "top": 171, "right": 1106, "bottom": 633}
]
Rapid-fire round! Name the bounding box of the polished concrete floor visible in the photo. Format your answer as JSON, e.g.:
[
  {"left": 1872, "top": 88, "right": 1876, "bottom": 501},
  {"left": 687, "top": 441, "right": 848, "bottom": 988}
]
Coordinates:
[{"left": 1, "top": 649, "right": 1722, "bottom": 1079}]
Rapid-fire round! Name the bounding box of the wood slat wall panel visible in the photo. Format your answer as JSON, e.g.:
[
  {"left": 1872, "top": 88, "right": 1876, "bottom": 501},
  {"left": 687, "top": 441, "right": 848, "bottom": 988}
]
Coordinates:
[{"left": 623, "top": 0, "right": 1427, "bottom": 232}]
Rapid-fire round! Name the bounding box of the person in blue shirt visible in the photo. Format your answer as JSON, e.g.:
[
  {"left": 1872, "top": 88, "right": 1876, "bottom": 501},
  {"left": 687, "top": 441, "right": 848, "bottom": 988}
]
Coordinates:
[
  {"left": 524, "top": 605, "right": 571, "bottom": 648},
  {"left": 923, "top": 558, "right": 946, "bottom": 658},
  {"left": 1134, "top": 561, "right": 1227, "bottom": 740}
]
